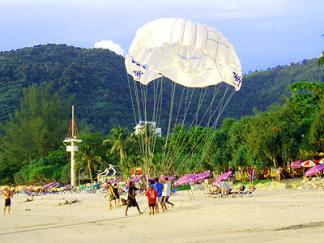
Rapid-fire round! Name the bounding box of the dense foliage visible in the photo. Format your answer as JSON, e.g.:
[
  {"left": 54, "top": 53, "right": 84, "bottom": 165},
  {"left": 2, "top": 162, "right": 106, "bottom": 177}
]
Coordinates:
[
  {"left": 0, "top": 44, "right": 323, "bottom": 132},
  {"left": 0, "top": 44, "right": 323, "bottom": 184}
]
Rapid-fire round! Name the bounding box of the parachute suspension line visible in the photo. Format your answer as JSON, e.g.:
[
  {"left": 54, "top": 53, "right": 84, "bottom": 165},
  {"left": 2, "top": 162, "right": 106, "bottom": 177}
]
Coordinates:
[
  {"left": 165, "top": 81, "right": 177, "bottom": 145},
  {"left": 149, "top": 78, "right": 158, "bottom": 167},
  {"left": 194, "top": 88, "right": 236, "bottom": 170},
  {"left": 177, "top": 85, "right": 235, "bottom": 172},
  {"left": 152, "top": 77, "right": 158, "bottom": 122},
  {"left": 164, "top": 85, "right": 214, "bottom": 167},
  {"left": 209, "top": 84, "right": 222, "bottom": 121},
  {"left": 163, "top": 85, "right": 195, "bottom": 169},
  {"left": 133, "top": 79, "right": 142, "bottom": 122},
  {"left": 173, "top": 86, "right": 186, "bottom": 130},
  {"left": 143, "top": 84, "right": 150, "bottom": 170},
  {"left": 163, "top": 85, "right": 187, "bottom": 163},
  {"left": 151, "top": 77, "right": 164, "bottom": 158},
  {"left": 212, "top": 88, "right": 235, "bottom": 128},
  {"left": 169, "top": 84, "right": 233, "bottom": 172},
  {"left": 163, "top": 81, "right": 177, "bottom": 165},
  {"left": 126, "top": 74, "right": 138, "bottom": 126},
  {"left": 133, "top": 81, "right": 145, "bottom": 158},
  {"left": 193, "top": 88, "right": 208, "bottom": 126},
  {"left": 127, "top": 74, "right": 143, "bottom": 157},
  {"left": 181, "top": 88, "right": 195, "bottom": 127}
]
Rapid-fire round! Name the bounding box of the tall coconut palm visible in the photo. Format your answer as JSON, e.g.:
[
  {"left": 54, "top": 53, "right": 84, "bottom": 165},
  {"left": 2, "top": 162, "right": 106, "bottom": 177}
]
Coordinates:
[
  {"left": 76, "top": 133, "right": 104, "bottom": 183},
  {"left": 103, "top": 127, "right": 130, "bottom": 174}
]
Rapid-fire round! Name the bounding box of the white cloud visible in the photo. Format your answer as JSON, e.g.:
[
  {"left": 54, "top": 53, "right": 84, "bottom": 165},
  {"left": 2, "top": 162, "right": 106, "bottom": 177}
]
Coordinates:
[{"left": 94, "top": 40, "right": 124, "bottom": 56}]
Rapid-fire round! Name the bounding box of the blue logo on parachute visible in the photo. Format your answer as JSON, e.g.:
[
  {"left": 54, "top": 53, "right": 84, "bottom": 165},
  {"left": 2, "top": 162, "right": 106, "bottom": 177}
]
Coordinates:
[
  {"left": 133, "top": 70, "right": 143, "bottom": 78},
  {"left": 233, "top": 72, "right": 242, "bottom": 84},
  {"left": 131, "top": 57, "right": 149, "bottom": 78}
]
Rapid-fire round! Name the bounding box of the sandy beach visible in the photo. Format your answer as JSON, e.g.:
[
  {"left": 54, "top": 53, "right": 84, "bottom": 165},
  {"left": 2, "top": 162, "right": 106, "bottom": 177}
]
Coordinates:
[{"left": 1, "top": 189, "right": 324, "bottom": 243}]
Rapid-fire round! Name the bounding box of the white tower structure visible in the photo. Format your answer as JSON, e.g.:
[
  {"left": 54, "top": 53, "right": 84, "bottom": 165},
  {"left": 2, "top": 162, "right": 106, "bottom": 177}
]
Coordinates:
[{"left": 63, "top": 105, "right": 82, "bottom": 188}]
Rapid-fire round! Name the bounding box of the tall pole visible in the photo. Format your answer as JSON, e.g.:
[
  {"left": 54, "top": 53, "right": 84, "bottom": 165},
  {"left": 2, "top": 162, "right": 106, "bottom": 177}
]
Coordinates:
[
  {"left": 71, "top": 140, "right": 75, "bottom": 187},
  {"left": 72, "top": 105, "right": 75, "bottom": 138},
  {"left": 71, "top": 105, "right": 75, "bottom": 187},
  {"left": 64, "top": 105, "right": 81, "bottom": 190}
]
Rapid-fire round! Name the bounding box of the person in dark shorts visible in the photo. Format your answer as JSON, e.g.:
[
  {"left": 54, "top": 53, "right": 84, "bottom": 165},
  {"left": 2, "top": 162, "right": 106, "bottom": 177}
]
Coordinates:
[
  {"left": 3, "top": 187, "right": 13, "bottom": 215},
  {"left": 146, "top": 182, "right": 158, "bottom": 215},
  {"left": 125, "top": 181, "right": 142, "bottom": 216},
  {"left": 113, "top": 183, "right": 120, "bottom": 207}
]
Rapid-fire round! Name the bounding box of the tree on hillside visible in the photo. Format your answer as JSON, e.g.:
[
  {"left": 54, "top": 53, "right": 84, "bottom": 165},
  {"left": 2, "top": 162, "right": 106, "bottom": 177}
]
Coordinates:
[
  {"left": 319, "top": 55, "right": 324, "bottom": 66},
  {"left": 0, "top": 84, "right": 70, "bottom": 182}
]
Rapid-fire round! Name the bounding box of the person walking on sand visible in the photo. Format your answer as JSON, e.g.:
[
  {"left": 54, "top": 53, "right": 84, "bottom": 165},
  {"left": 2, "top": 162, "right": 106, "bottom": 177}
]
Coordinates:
[
  {"left": 146, "top": 182, "right": 158, "bottom": 215},
  {"left": 162, "top": 178, "right": 174, "bottom": 210},
  {"left": 153, "top": 177, "right": 163, "bottom": 213},
  {"left": 106, "top": 182, "right": 118, "bottom": 210},
  {"left": 3, "top": 187, "right": 13, "bottom": 215},
  {"left": 113, "top": 183, "right": 121, "bottom": 207},
  {"left": 125, "top": 181, "right": 142, "bottom": 216}
]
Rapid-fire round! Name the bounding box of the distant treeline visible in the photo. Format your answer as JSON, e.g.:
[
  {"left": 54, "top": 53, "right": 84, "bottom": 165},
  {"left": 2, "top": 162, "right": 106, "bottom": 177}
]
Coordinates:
[{"left": 0, "top": 81, "right": 322, "bottom": 184}]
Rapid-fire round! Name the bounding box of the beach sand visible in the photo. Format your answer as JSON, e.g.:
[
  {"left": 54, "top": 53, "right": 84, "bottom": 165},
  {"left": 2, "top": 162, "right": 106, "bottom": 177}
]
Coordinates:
[{"left": 1, "top": 190, "right": 324, "bottom": 243}]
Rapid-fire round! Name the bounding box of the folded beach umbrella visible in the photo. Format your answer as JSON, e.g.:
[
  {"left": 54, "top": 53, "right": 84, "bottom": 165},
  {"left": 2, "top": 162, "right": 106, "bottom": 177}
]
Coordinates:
[
  {"left": 213, "top": 171, "right": 232, "bottom": 185},
  {"left": 291, "top": 160, "right": 303, "bottom": 169},
  {"left": 304, "top": 164, "right": 324, "bottom": 177},
  {"left": 301, "top": 160, "right": 316, "bottom": 168}
]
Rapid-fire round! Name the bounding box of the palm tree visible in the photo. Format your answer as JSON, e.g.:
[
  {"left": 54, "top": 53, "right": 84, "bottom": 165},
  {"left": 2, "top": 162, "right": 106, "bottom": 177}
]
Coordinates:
[
  {"left": 103, "top": 127, "right": 130, "bottom": 174},
  {"left": 76, "top": 133, "right": 104, "bottom": 183}
]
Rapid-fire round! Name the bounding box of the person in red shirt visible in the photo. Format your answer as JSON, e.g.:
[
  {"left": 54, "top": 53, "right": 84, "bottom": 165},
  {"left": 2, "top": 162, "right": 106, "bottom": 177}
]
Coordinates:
[{"left": 146, "top": 183, "right": 158, "bottom": 215}]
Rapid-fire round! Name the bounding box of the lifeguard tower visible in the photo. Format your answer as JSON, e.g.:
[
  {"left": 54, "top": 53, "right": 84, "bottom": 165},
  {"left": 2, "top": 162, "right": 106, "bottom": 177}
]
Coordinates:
[{"left": 63, "top": 105, "right": 82, "bottom": 188}]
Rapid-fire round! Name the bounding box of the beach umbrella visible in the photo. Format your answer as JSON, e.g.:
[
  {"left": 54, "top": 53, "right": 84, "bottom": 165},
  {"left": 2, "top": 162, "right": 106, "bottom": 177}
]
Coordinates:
[
  {"left": 174, "top": 174, "right": 198, "bottom": 186},
  {"left": 192, "top": 170, "right": 211, "bottom": 183},
  {"left": 304, "top": 164, "right": 324, "bottom": 177},
  {"left": 291, "top": 160, "right": 303, "bottom": 169},
  {"left": 162, "top": 175, "right": 177, "bottom": 181},
  {"left": 301, "top": 160, "right": 316, "bottom": 168},
  {"left": 213, "top": 171, "right": 233, "bottom": 185},
  {"left": 42, "top": 181, "right": 57, "bottom": 190},
  {"left": 318, "top": 158, "right": 324, "bottom": 164}
]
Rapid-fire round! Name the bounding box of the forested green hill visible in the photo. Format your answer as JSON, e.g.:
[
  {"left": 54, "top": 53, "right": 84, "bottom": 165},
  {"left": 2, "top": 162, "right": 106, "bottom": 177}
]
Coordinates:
[{"left": 0, "top": 44, "right": 323, "bottom": 132}]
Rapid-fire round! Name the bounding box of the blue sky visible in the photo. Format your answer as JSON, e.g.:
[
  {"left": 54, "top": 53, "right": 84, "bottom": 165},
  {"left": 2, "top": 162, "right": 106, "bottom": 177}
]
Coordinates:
[{"left": 0, "top": 0, "right": 323, "bottom": 72}]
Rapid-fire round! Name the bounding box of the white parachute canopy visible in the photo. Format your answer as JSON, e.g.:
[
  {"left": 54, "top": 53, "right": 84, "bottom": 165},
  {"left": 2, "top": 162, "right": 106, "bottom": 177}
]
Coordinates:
[
  {"left": 125, "top": 18, "right": 243, "bottom": 174},
  {"left": 125, "top": 18, "right": 242, "bottom": 90}
]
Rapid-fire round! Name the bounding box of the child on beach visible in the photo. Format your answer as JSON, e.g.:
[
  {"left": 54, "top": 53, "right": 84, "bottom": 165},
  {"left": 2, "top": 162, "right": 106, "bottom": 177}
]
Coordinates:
[{"left": 146, "top": 183, "right": 158, "bottom": 215}]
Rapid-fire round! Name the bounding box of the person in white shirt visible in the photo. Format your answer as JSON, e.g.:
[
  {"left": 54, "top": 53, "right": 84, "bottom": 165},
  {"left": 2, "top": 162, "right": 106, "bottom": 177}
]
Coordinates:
[{"left": 161, "top": 178, "right": 174, "bottom": 210}]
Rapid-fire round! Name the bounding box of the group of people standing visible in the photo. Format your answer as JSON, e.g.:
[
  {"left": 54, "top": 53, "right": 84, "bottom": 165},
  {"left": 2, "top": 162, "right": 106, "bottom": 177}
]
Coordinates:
[{"left": 106, "top": 177, "right": 174, "bottom": 216}]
